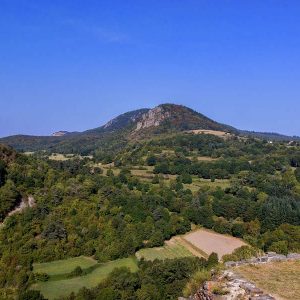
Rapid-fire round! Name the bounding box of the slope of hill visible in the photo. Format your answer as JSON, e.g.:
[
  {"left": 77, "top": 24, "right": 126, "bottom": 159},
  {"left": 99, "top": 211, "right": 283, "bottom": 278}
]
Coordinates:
[
  {"left": 240, "top": 130, "right": 300, "bottom": 142},
  {"left": 0, "top": 104, "right": 236, "bottom": 153},
  {"left": 0, "top": 119, "right": 300, "bottom": 299},
  {"left": 0, "top": 103, "right": 298, "bottom": 154}
]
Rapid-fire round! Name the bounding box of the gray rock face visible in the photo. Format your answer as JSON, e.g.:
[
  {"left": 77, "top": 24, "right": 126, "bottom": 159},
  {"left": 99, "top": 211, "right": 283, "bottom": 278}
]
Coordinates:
[{"left": 135, "top": 106, "right": 170, "bottom": 130}]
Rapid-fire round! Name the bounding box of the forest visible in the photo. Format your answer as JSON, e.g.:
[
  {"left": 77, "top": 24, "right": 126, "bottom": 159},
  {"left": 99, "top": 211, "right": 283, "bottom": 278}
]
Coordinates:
[{"left": 0, "top": 132, "right": 299, "bottom": 299}]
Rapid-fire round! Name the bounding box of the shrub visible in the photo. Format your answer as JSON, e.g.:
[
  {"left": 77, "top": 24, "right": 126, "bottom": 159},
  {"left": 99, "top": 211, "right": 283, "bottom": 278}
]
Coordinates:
[
  {"left": 68, "top": 266, "right": 84, "bottom": 278},
  {"left": 34, "top": 273, "right": 49, "bottom": 282},
  {"left": 18, "top": 290, "right": 45, "bottom": 300},
  {"left": 207, "top": 252, "right": 218, "bottom": 268},
  {"left": 182, "top": 269, "right": 211, "bottom": 297},
  {"left": 222, "top": 245, "right": 260, "bottom": 262}
]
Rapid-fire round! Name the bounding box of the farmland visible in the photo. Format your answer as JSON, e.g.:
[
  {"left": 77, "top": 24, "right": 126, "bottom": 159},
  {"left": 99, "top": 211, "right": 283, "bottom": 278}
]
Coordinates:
[
  {"left": 135, "top": 228, "right": 245, "bottom": 262},
  {"left": 183, "top": 229, "right": 247, "bottom": 260},
  {"left": 31, "top": 257, "right": 138, "bottom": 300},
  {"left": 97, "top": 163, "right": 230, "bottom": 191},
  {"left": 136, "top": 239, "right": 194, "bottom": 261}
]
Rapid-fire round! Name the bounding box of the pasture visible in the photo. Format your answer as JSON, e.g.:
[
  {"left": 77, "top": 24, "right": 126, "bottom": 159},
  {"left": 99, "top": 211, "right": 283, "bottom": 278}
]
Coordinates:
[
  {"left": 33, "top": 256, "right": 97, "bottom": 276},
  {"left": 183, "top": 229, "right": 247, "bottom": 260},
  {"left": 32, "top": 257, "right": 138, "bottom": 300}
]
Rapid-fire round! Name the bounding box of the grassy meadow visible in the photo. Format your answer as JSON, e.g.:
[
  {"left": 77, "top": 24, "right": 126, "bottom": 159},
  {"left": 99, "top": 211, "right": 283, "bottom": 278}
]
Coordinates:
[
  {"left": 31, "top": 257, "right": 138, "bottom": 299},
  {"left": 136, "top": 242, "right": 194, "bottom": 261},
  {"left": 33, "top": 256, "right": 98, "bottom": 276}
]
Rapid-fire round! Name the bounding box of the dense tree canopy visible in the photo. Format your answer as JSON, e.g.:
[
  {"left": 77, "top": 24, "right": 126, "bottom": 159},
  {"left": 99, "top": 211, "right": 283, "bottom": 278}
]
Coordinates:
[{"left": 0, "top": 134, "right": 299, "bottom": 299}]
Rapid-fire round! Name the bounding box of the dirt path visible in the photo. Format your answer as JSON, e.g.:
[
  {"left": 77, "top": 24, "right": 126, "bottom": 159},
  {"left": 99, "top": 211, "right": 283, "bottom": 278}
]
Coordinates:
[{"left": 0, "top": 196, "right": 36, "bottom": 228}]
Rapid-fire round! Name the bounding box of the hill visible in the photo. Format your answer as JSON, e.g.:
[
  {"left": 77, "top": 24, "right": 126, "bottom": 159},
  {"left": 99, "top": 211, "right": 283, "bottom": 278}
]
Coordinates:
[
  {"left": 0, "top": 103, "right": 299, "bottom": 154},
  {"left": 0, "top": 115, "right": 300, "bottom": 299},
  {"left": 0, "top": 104, "right": 237, "bottom": 153}
]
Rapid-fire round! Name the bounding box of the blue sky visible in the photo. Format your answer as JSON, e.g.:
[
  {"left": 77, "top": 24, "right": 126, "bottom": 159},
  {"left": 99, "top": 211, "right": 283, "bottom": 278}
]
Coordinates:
[{"left": 0, "top": 0, "right": 299, "bottom": 137}]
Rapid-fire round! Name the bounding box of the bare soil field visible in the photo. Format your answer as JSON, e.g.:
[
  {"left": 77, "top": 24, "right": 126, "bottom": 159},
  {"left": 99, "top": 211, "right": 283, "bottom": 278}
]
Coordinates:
[
  {"left": 167, "top": 236, "right": 208, "bottom": 258},
  {"left": 186, "top": 130, "right": 232, "bottom": 139},
  {"left": 183, "top": 229, "right": 246, "bottom": 259}
]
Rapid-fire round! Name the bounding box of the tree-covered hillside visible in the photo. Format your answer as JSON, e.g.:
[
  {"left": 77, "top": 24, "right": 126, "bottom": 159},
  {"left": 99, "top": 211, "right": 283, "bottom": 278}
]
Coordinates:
[{"left": 0, "top": 130, "right": 300, "bottom": 299}]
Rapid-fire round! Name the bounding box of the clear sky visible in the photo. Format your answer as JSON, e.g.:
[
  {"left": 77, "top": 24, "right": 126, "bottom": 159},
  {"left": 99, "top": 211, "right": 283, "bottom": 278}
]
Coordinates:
[{"left": 0, "top": 0, "right": 299, "bottom": 137}]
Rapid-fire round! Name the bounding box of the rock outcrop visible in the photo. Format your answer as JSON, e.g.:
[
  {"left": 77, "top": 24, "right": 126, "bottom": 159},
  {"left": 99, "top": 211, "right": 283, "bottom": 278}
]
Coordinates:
[{"left": 135, "top": 106, "right": 170, "bottom": 131}]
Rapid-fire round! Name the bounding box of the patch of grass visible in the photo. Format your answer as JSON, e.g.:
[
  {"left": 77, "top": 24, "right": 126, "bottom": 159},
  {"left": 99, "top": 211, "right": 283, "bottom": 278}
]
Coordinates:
[
  {"left": 33, "top": 256, "right": 98, "bottom": 276},
  {"left": 184, "top": 178, "right": 230, "bottom": 192},
  {"left": 236, "top": 260, "right": 300, "bottom": 300},
  {"left": 31, "top": 257, "right": 138, "bottom": 300},
  {"left": 136, "top": 242, "right": 194, "bottom": 261}
]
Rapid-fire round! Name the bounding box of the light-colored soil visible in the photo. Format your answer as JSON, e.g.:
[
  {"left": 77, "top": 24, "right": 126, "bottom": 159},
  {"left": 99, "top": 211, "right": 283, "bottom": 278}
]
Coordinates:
[
  {"left": 186, "top": 130, "right": 232, "bottom": 139},
  {"left": 235, "top": 260, "right": 300, "bottom": 300},
  {"left": 196, "top": 156, "right": 219, "bottom": 161},
  {"left": 183, "top": 229, "right": 246, "bottom": 259},
  {"left": 48, "top": 153, "right": 71, "bottom": 161},
  {"left": 169, "top": 236, "right": 208, "bottom": 258}
]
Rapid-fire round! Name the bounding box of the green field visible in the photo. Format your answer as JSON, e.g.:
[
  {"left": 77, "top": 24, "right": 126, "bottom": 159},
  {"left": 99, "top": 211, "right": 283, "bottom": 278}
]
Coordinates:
[
  {"left": 32, "top": 257, "right": 138, "bottom": 299},
  {"left": 33, "top": 256, "right": 98, "bottom": 276},
  {"left": 136, "top": 242, "right": 194, "bottom": 261}
]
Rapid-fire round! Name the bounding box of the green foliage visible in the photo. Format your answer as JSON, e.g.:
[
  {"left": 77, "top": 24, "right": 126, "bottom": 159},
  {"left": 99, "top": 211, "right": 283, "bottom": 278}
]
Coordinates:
[
  {"left": 34, "top": 273, "right": 49, "bottom": 282},
  {"left": 0, "top": 160, "right": 7, "bottom": 187},
  {"left": 207, "top": 252, "right": 218, "bottom": 268},
  {"left": 268, "top": 241, "right": 289, "bottom": 255},
  {"left": 95, "top": 288, "right": 118, "bottom": 300},
  {"left": 18, "top": 290, "right": 45, "bottom": 300},
  {"left": 295, "top": 168, "right": 300, "bottom": 182},
  {"left": 182, "top": 269, "right": 211, "bottom": 297},
  {"left": 0, "top": 180, "right": 21, "bottom": 221},
  {"left": 69, "top": 266, "right": 83, "bottom": 277},
  {"left": 0, "top": 129, "right": 300, "bottom": 298},
  {"left": 222, "top": 246, "right": 261, "bottom": 262},
  {"left": 261, "top": 224, "right": 300, "bottom": 253}
]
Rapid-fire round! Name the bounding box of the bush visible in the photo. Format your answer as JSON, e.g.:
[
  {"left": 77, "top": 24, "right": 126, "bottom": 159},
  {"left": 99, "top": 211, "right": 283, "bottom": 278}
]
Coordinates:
[
  {"left": 34, "top": 273, "right": 49, "bottom": 282},
  {"left": 207, "top": 252, "right": 218, "bottom": 268},
  {"left": 269, "top": 240, "right": 288, "bottom": 255},
  {"left": 18, "top": 290, "right": 45, "bottom": 300},
  {"left": 69, "top": 266, "right": 83, "bottom": 277},
  {"left": 222, "top": 245, "right": 260, "bottom": 262},
  {"left": 182, "top": 269, "right": 211, "bottom": 297}
]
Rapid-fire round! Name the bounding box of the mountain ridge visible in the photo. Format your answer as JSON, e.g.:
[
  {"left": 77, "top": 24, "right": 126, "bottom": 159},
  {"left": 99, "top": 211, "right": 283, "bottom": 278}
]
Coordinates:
[{"left": 0, "top": 103, "right": 299, "bottom": 153}]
